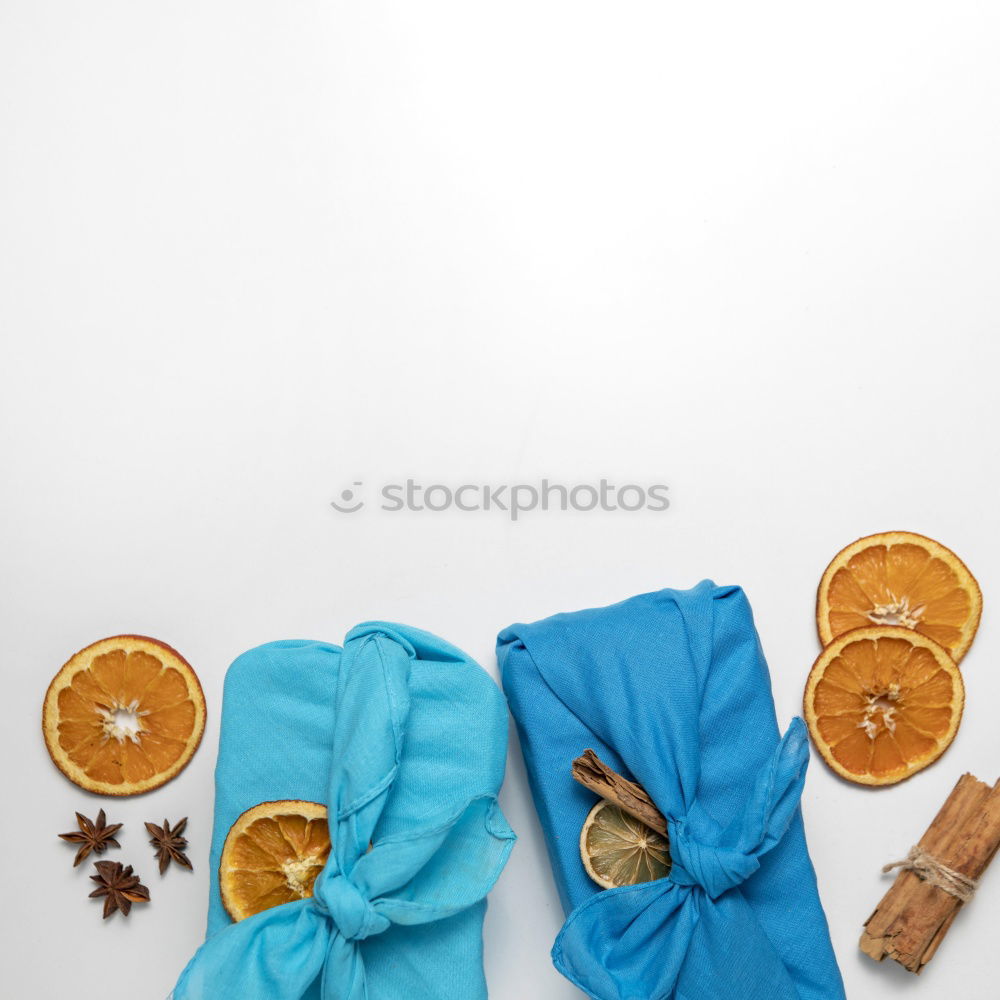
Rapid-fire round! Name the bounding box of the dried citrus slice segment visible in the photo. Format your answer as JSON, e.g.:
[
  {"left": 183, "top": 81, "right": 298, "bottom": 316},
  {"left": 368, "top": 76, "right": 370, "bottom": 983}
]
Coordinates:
[
  {"left": 817, "top": 532, "right": 982, "bottom": 662},
  {"left": 220, "top": 800, "right": 331, "bottom": 921},
  {"left": 804, "top": 626, "right": 964, "bottom": 786},
  {"left": 579, "top": 800, "right": 671, "bottom": 889},
  {"left": 42, "top": 635, "right": 206, "bottom": 796}
]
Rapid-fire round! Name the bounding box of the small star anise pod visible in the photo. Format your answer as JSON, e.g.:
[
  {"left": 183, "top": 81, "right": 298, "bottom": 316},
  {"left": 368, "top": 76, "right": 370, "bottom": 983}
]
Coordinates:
[
  {"left": 145, "top": 817, "right": 193, "bottom": 874},
  {"left": 89, "top": 860, "right": 150, "bottom": 919},
  {"left": 59, "top": 809, "right": 123, "bottom": 867}
]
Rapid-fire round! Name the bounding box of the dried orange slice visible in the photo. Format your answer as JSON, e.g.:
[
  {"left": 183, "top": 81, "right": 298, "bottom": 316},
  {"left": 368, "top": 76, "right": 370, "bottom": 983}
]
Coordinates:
[
  {"left": 579, "top": 800, "right": 671, "bottom": 889},
  {"left": 817, "top": 531, "right": 981, "bottom": 662},
  {"left": 804, "top": 626, "right": 964, "bottom": 786},
  {"left": 42, "top": 635, "right": 206, "bottom": 796},
  {"left": 220, "top": 800, "right": 331, "bottom": 921}
]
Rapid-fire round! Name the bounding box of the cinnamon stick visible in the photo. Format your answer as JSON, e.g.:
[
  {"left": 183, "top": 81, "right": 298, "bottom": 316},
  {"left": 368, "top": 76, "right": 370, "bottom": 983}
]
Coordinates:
[
  {"left": 860, "top": 773, "right": 1000, "bottom": 973},
  {"left": 571, "top": 749, "right": 669, "bottom": 838}
]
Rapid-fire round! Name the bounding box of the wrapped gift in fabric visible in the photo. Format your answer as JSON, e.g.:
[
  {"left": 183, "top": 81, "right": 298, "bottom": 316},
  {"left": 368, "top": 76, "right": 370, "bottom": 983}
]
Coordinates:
[
  {"left": 171, "top": 623, "right": 515, "bottom": 1000},
  {"left": 498, "top": 581, "right": 845, "bottom": 1000}
]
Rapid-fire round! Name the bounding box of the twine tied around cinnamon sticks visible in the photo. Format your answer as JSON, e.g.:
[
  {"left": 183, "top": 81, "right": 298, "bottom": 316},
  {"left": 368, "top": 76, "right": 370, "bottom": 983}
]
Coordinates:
[
  {"left": 882, "top": 845, "right": 979, "bottom": 903},
  {"left": 861, "top": 773, "right": 1000, "bottom": 974}
]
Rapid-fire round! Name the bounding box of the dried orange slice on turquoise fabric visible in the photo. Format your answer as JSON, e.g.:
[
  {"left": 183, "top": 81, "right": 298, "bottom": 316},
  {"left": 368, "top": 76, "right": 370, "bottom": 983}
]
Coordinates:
[{"left": 220, "top": 800, "right": 332, "bottom": 921}]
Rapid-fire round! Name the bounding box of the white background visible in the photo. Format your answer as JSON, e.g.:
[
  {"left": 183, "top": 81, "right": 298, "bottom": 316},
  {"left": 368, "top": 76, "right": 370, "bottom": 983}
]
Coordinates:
[{"left": 2, "top": 2, "right": 999, "bottom": 998}]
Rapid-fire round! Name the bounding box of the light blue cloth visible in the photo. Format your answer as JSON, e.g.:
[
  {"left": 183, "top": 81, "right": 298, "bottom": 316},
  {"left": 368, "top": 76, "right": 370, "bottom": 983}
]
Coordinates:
[
  {"left": 172, "top": 623, "right": 515, "bottom": 1000},
  {"left": 498, "top": 582, "right": 845, "bottom": 1000}
]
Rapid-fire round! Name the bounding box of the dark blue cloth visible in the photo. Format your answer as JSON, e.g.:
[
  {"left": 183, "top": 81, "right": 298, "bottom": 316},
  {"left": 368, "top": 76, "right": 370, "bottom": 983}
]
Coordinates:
[{"left": 498, "top": 582, "right": 844, "bottom": 1000}]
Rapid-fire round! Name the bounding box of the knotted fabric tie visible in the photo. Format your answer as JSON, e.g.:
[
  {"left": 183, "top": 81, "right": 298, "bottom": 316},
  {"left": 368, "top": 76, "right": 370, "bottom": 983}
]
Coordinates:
[
  {"left": 668, "top": 829, "right": 765, "bottom": 900},
  {"left": 667, "top": 719, "right": 811, "bottom": 900},
  {"left": 171, "top": 624, "right": 515, "bottom": 1000},
  {"left": 313, "top": 871, "right": 390, "bottom": 941}
]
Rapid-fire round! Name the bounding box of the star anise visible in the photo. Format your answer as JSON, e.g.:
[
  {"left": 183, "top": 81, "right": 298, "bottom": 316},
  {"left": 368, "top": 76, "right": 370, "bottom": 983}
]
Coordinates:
[
  {"left": 89, "top": 860, "right": 150, "bottom": 919},
  {"left": 59, "top": 810, "right": 123, "bottom": 867},
  {"left": 145, "top": 817, "right": 193, "bottom": 874}
]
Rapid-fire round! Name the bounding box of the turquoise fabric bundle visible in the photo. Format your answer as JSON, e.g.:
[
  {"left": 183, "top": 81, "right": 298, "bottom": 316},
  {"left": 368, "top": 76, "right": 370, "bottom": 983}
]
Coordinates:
[
  {"left": 498, "top": 582, "right": 845, "bottom": 1000},
  {"left": 171, "top": 623, "right": 515, "bottom": 1000}
]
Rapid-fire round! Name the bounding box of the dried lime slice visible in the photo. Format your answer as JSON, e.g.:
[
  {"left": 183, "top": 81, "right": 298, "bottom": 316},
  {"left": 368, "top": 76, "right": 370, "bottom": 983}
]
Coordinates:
[{"left": 579, "top": 800, "right": 671, "bottom": 889}]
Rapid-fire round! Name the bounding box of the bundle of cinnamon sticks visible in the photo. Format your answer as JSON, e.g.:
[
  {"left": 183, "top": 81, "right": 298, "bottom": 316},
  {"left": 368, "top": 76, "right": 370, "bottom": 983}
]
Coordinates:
[{"left": 861, "top": 773, "right": 1000, "bottom": 973}]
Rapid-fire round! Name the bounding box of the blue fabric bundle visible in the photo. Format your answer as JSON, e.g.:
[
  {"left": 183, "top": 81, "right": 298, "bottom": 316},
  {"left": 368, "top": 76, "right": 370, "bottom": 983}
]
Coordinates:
[
  {"left": 172, "top": 623, "right": 515, "bottom": 1000},
  {"left": 498, "top": 582, "right": 845, "bottom": 1000}
]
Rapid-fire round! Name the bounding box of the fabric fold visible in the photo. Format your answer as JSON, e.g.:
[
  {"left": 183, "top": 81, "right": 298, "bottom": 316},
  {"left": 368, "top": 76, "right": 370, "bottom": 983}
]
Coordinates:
[
  {"left": 498, "top": 582, "right": 844, "bottom": 1000},
  {"left": 669, "top": 718, "right": 809, "bottom": 900},
  {"left": 172, "top": 623, "right": 515, "bottom": 1000}
]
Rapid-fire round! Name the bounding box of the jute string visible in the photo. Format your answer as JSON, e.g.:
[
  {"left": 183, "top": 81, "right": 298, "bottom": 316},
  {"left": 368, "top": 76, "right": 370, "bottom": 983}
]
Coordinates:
[{"left": 882, "top": 845, "right": 978, "bottom": 902}]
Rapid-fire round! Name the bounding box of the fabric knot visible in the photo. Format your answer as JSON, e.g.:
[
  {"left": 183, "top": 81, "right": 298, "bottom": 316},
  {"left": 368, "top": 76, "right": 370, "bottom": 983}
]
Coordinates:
[
  {"left": 667, "top": 719, "right": 811, "bottom": 901},
  {"left": 670, "top": 823, "right": 761, "bottom": 900},
  {"left": 314, "top": 871, "right": 390, "bottom": 941}
]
